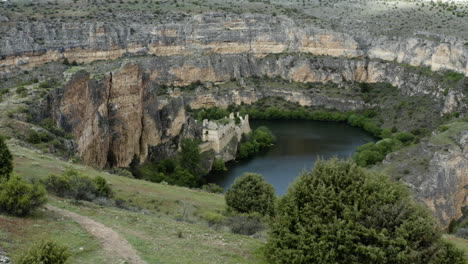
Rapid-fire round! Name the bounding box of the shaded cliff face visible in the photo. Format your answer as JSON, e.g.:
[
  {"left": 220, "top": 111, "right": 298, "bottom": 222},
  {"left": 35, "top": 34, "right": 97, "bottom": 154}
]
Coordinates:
[
  {"left": 1, "top": 13, "right": 467, "bottom": 78},
  {"left": 47, "top": 63, "right": 200, "bottom": 168},
  {"left": 382, "top": 122, "right": 468, "bottom": 226}
]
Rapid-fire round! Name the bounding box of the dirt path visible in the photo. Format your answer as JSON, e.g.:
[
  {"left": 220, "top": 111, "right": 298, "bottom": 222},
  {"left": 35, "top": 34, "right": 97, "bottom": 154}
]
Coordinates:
[{"left": 46, "top": 205, "right": 146, "bottom": 264}]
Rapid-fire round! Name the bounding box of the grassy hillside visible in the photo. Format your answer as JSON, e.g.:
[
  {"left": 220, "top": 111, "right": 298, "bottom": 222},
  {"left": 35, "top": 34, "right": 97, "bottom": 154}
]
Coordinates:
[
  {"left": 1, "top": 140, "right": 263, "bottom": 263},
  {"left": 1, "top": 135, "right": 467, "bottom": 262}
]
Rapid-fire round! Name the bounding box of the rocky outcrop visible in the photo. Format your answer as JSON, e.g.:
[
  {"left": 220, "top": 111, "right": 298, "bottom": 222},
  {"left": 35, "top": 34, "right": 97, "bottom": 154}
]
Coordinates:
[
  {"left": 46, "top": 63, "right": 201, "bottom": 168},
  {"left": 1, "top": 13, "right": 467, "bottom": 78},
  {"left": 383, "top": 122, "right": 468, "bottom": 226}
]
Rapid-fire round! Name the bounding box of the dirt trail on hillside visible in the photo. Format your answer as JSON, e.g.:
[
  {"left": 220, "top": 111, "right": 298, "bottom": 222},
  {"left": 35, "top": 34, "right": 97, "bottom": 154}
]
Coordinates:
[{"left": 46, "top": 205, "right": 146, "bottom": 264}]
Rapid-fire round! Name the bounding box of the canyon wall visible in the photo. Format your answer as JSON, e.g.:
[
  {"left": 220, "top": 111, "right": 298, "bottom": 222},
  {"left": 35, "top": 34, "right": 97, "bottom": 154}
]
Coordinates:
[
  {"left": 46, "top": 53, "right": 466, "bottom": 169},
  {"left": 383, "top": 124, "right": 468, "bottom": 226},
  {"left": 1, "top": 13, "right": 467, "bottom": 78},
  {"left": 46, "top": 63, "right": 202, "bottom": 168}
]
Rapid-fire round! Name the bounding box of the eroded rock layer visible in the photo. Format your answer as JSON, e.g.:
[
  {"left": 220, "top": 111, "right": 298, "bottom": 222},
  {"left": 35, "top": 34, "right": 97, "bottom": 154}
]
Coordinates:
[{"left": 1, "top": 13, "right": 467, "bottom": 77}]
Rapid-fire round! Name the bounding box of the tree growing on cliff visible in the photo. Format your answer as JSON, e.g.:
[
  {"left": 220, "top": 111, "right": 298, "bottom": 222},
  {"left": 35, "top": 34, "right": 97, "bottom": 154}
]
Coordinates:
[
  {"left": 225, "top": 173, "right": 276, "bottom": 216},
  {"left": 179, "top": 138, "right": 203, "bottom": 176},
  {"left": 0, "top": 136, "right": 13, "bottom": 182},
  {"left": 265, "top": 159, "right": 465, "bottom": 264}
]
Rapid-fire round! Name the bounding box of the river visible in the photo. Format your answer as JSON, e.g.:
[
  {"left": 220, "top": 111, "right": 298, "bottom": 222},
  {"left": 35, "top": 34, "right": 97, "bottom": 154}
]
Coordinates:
[{"left": 206, "top": 120, "right": 377, "bottom": 195}]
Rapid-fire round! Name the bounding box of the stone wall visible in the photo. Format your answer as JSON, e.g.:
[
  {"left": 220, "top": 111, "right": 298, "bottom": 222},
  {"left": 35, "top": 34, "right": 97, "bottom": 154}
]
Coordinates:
[{"left": 201, "top": 112, "right": 250, "bottom": 161}]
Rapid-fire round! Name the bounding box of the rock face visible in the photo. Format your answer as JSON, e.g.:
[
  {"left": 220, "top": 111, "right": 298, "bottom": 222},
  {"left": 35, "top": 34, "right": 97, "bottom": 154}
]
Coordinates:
[
  {"left": 46, "top": 63, "right": 201, "bottom": 168},
  {"left": 383, "top": 123, "right": 468, "bottom": 226},
  {"left": 44, "top": 52, "right": 466, "bottom": 169},
  {"left": 1, "top": 13, "right": 467, "bottom": 78}
]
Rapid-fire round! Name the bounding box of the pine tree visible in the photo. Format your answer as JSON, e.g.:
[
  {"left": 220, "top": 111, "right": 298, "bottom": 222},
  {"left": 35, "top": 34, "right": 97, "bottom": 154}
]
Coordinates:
[{"left": 0, "top": 136, "right": 13, "bottom": 181}]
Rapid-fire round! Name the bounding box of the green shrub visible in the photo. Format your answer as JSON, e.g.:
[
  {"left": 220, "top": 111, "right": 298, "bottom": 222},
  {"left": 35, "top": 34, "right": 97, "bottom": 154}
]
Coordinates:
[
  {"left": 27, "top": 129, "right": 53, "bottom": 144},
  {"left": 380, "top": 128, "right": 392, "bottom": 138},
  {"left": 265, "top": 159, "right": 465, "bottom": 264},
  {"left": 43, "top": 174, "right": 72, "bottom": 197},
  {"left": 38, "top": 81, "right": 51, "bottom": 89},
  {"left": 94, "top": 176, "right": 113, "bottom": 198},
  {"left": 16, "top": 240, "right": 70, "bottom": 264},
  {"left": 179, "top": 138, "right": 203, "bottom": 177},
  {"left": 201, "top": 183, "right": 223, "bottom": 193},
  {"left": 0, "top": 136, "right": 13, "bottom": 181},
  {"left": 354, "top": 138, "right": 401, "bottom": 167},
  {"left": 0, "top": 176, "right": 47, "bottom": 216},
  {"left": 237, "top": 127, "right": 275, "bottom": 159},
  {"left": 211, "top": 159, "right": 227, "bottom": 172},
  {"left": 44, "top": 167, "right": 112, "bottom": 201},
  {"left": 225, "top": 173, "right": 276, "bottom": 216},
  {"left": 16, "top": 86, "right": 27, "bottom": 97},
  {"left": 395, "top": 131, "right": 415, "bottom": 143}
]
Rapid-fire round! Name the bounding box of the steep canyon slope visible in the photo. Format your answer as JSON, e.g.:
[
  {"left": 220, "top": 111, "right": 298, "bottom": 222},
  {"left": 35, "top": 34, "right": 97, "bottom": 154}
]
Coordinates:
[{"left": 0, "top": 12, "right": 467, "bottom": 227}]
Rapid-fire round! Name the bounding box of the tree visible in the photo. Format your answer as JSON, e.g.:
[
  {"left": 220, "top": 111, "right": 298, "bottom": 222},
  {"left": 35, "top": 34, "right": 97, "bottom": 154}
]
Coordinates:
[
  {"left": 179, "top": 138, "right": 202, "bottom": 176},
  {"left": 0, "top": 136, "right": 13, "bottom": 181},
  {"left": 265, "top": 159, "right": 465, "bottom": 264},
  {"left": 225, "top": 173, "right": 276, "bottom": 216}
]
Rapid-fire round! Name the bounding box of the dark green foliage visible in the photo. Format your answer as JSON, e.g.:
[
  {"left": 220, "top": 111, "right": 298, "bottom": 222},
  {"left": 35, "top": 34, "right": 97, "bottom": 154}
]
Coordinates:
[
  {"left": 354, "top": 138, "right": 402, "bottom": 167},
  {"left": 71, "top": 60, "right": 78, "bottom": 66},
  {"left": 394, "top": 131, "right": 415, "bottom": 143},
  {"left": 237, "top": 127, "right": 275, "bottom": 159},
  {"left": 193, "top": 107, "right": 230, "bottom": 121},
  {"left": 347, "top": 114, "right": 382, "bottom": 137},
  {"left": 62, "top": 58, "right": 70, "bottom": 65},
  {"left": 27, "top": 129, "right": 53, "bottom": 144},
  {"left": 43, "top": 174, "right": 72, "bottom": 197},
  {"left": 225, "top": 173, "right": 276, "bottom": 216},
  {"left": 16, "top": 240, "right": 70, "bottom": 264},
  {"left": 179, "top": 138, "right": 203, "bottom": 177},
  {"left": 171, "top": 166, "right": 198, "bottom": 187},
  {"left": 201, "top": 183, "right": 223, "bottom": 193},
  {"left": 44, "top": 167, "right": 112, "bottom": 201},
  {"left": 0, "top": 136, "right": 13, "bottom": 181},
  {"left": 40, "top": 118, "right": 67, "bottom": 137},
  {"left": 94, "top": 176, "right": 113, "bottom": 198},
  {"left": 38, "top": 81, "right": 51, "bottom": 89},
  {"left": 16, "top": 86, "right": 27, "bottom": 95},
  {"left": 265, "top": 159, "right": 465, "bottom": 264},
  {"left": 0, "top": 176, "right": 47, "bottom": 216},
  {"left": 137, "top": 155, "right": 200, "bottom": 187},
  {"left": 211, "top": 158, "right": 227, "bottom": 172}
]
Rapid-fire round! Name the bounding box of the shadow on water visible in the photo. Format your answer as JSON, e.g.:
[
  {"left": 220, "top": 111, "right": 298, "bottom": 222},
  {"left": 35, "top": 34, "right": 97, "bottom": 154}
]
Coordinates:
[{"left": 206, "top": 120, "right": 377, "bottom": 196}]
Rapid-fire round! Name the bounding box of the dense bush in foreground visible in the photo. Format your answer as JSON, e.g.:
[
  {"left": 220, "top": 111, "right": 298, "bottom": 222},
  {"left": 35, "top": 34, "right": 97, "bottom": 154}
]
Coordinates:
[
  {"left": 0, "top": 176, "right": 47, "bottom": 216},
  {"left": 225, "top": 173, "right": 276, "bottom": 216},
  {"left": 17, "top": 240, "right": 70, "bottom": 264},
  {"left": 265, "top": 159, "right": 464, "bottom": 264}
]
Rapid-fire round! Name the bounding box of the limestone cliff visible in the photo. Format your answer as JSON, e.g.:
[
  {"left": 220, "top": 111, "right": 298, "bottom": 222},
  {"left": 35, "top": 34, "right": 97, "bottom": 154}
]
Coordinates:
[
  {"left": 46, "top": 63, "right": 201, "bottom": 168},
  {"left": 1, "top": 13, "right": 467, "bottom": 78},
  {"left": 382, "top": 122, "right": 468, "bottom": 226}
]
